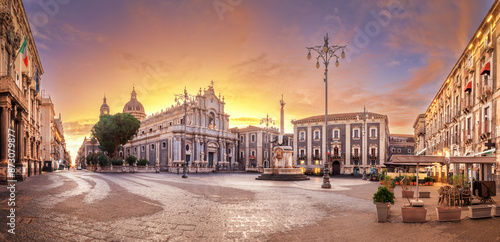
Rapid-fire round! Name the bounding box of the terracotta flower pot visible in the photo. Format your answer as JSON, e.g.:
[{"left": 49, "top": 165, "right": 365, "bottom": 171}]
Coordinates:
[
  {"left": 395, "top": 182, "right": 400, "bottom": 185},
  {"left": 425, "top": 182, "right": 429, "bottom": 185},
  {"left": 376, "top": 202, "right": 390, "bottom": 223},
  {"left": 469, "top": 205, "right": 492, "bottom": 219},
  {"left": 436, "top": 207, "right": 461, "bottom": 221},
  {"left": 402, "top": 190, "right": 414, "bottom": 198},
  {"left": 493, "top": 205, "right": 500, "bottom": 217},
  {"left": 401, "top": 206, "right": 427, "bottom": 223}
]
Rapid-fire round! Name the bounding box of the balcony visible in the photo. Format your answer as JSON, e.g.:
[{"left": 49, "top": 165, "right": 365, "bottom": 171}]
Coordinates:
[
  {"left": 369, "top": 155, "right": 377, "bottom": 160},
  {"left": 479, "top": 85, "right": 493, "bottom": 103},
  {"left": 464, "top": 129, "right": 472, "bottom": 144},
  {"left": 330, "top": 153, "right": 343, "bottom": 160},
  {"left": 480, "top": 120, "right": 491, "bottom": 140},
  {"left": 352, "top": 155, "right": 360, "bottom": 160},
  {"left": 462, "top": 98, "right": 472, "bottom": 114}
]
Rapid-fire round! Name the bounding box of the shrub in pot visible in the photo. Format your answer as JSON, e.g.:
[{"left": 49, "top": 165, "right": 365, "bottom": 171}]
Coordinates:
[{"left": 373, "top": 186, "right": 395, "bottom": 223}]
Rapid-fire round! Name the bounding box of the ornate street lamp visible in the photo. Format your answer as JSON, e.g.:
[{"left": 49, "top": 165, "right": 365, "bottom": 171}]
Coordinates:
[
  {"left": 175, "top": 87, "right": 195, "bottom": 178},
  {"left": 260, "top": 114, "right": 275, "bottom": 169},
  {"left": 307, "top": 33, "right": 346, "bottom": 189}
]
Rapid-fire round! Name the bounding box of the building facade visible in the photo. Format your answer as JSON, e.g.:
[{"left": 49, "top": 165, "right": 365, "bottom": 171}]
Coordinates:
[
  {"left": 0, "top": 0, "right": 44, "bottom": 182},
  {"left": 388, "top": 134, "right": 415, "bottom": 159},
  {"left": 121, "top": 84, "right": 238, "bottom": 172},
  {"left": 76, "top": 136, "right": 101, "bottom": 168},
  {"left": 40, "top": 96, "right": 69, "bottom": 171},
  {"left": 230, "top": 125, "right": 282, "bottom": 172},
  {"left": 416, "top": 0, "right": 500, "bottom": 182},
  {"left": 292, "top": 112, "right": 389, "bottom": 175}
]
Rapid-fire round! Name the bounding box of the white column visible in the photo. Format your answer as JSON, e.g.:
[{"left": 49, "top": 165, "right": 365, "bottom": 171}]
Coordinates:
[
  {"left": 293, "top": 125, "right": 298, "bottom": 165},
  {"left": 307, "top": 125, "right": 312, "bottom": 165},
  {"left": 346, "top": 123, "right": 351, "bottom": 166}
]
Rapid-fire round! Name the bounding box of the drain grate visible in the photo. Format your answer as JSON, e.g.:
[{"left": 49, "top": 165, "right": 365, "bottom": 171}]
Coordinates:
[{"left": 18, "top": 217, "right": 38, "bottom": 224}]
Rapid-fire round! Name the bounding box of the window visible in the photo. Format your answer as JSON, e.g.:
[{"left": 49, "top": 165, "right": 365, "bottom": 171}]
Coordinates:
[
  {"left": 186, "top": 144, "right": 190, "bottom": 151},
  {"left": 149, "top": 128, "right": 153, "bottom": 133},
  {"left": 391, "top": 148, "right": 395, "bottom": 153},
  {"left": 162, "top": 141, "right": 167, "bottom": 149},
  {"left": 371, "top": 148, "right": 376, "bottom": 156},
  {"left": 134, "top": 147, "right": 137, "bottom": 153},
  {"left": 141, "top": 130, "right": 145, "bottom": 134},
  {"left": 408, "top": 149, "right": 412, "bottom": 153},
  {"left": 370, "top": 128, "right": 377, "bottom": 138},
  {"left": 228, "top": 148, "right": 232, "bottom": 154},
  {"left": 314, "top": 149, "right": 320, "bottom": 157},
  {"left": 265, "top": 151, "right": 268, "bottom": 158},
  {"left": 299, "top": 149, "right": 305, "bottom": 157},
  {"left": 251, "top": 134, "right": 256, "bottom": 142},
  {"left": 251, "top": 151, "right": 255, "bottom": 157},
  {"left": 141, "top": 146, "right": 145, "bottom": 152},
  {"left": 240, "top": 151, "right": 244, "bottom": 158},
  {"left": 353, "top": 148, "right": 359, "bottom": 157},
  {"left": 353, "top": 129, "right": 360, "bottom": 138},
  {"left": 240, "top": 135, "right": 244, "bottom": 143},
  {"left": 333, "top": 130, "right": 339, "bottom": 139},
  {"left": 299, "top": 131, "right": 305, "bottom": 141},
  {"left": 333, "top": 147, "right": 339, "bottom": 156},
  {"left": 127, "top": 148, "right": 130, "bottom": 154},
  {"left": 151, "top": 144, "right": 155, "bottom": 150},
  {"left": 397, "top": 148, "right": 401, "bottom": 153},
  {"left": 314, "top": 130, "right": 320, "bottom": 140}
]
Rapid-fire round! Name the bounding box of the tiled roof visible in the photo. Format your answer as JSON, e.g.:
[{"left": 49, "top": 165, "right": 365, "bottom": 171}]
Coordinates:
[{"left": 292, "top": 112, "right": 387, "bottom": 123}]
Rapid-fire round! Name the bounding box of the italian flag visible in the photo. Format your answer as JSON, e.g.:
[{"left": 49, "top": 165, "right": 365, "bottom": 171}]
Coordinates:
[{"left": 19, "top": 36, "right": 28, "bottom": 67}]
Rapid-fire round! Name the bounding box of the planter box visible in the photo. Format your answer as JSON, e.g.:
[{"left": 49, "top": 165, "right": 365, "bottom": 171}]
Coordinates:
[
  {"left": 402, "top": 206, "right": 427, "bottom": 223},
  {"left": 493, "top": 205, "right": 500, "bottom": 217},
  {"left": 419, "top": 191, "right": 430, "bottom": 198},
  {"left": 376, "top": 202, "right": 391, "bottom": 223},
  {"left": 469, "top": 205, "right": 492, "bottom": 219},
  {"left": 402, "top": 190, "right": 414, "bottom": 198},
  {"left": 436, "top": 207, "right": 462, "bottom": 221}
]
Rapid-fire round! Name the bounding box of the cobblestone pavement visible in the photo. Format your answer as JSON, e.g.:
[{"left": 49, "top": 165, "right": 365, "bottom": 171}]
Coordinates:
[{"left": 1, "top": 170, "right": 500, "bottom": 241}]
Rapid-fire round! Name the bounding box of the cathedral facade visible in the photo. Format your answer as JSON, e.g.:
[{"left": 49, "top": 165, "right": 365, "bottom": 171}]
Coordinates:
[{"left": 119, "top": 84, "right": 238, "bottom": 172}]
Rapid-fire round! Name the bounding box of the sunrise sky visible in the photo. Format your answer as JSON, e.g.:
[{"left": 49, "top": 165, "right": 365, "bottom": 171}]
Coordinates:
[{"left": 22, "top": 0, "right": 495, "bottom": 162}]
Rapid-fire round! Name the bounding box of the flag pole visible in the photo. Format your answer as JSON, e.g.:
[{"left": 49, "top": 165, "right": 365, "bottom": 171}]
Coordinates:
[{"left": 10, "top": 36, "right": 27, "bottom": 67}]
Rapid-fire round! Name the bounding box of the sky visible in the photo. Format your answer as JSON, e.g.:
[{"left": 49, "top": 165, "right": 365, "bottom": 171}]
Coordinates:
[{"left": 22, "top": 0, "right": 495, "bottom": 162}]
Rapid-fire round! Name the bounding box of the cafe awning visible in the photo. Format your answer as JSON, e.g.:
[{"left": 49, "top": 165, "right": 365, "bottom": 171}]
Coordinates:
[
  {"left": 464, "top": 81, "right": 472, "bottom": 92},
  {"left": 449, "top": 156, "right": 496, "bottom": 164},
  {"left": 391, "top": 155, "right": 445, "bottom": 164},
  {"left": 480, "top": 62, "right": 491, "bottom": 75}
]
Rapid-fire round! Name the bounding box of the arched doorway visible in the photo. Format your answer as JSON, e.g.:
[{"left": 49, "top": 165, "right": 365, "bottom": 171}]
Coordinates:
[{"left": 332, "top": 161, "right": 341, "bottom": 175}]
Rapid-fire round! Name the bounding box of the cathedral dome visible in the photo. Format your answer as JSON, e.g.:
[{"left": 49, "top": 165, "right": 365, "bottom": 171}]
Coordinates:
[{"left": 123, "top": 87, "right": 146, "bottom": 120}]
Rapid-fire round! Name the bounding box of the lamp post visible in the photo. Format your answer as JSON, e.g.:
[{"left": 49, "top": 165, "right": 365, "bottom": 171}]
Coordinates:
[
  {"left": 175, "top": 87, "right": 195, "bottom": 179},
  {"left": 260, "top": 114, "right": 275, "bottom": 169},
  {"left": 307, "top": 33, "right": 346, "bottom": 189}
]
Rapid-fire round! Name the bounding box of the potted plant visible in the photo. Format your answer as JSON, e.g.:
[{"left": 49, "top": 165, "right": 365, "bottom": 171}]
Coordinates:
[
  {"left": 383, "top": 176, "right": 394, "bottom": 193},
  {"left": 436, "top": 184, "right": 462, "bottom": 222},
  {"left": 401, "top": 176, "right": 414, "bottom": 198},
  {"left": 399, "top": 177, "right": 426, "bottom": 222},
  {"left": 393, "top": 176, "right": 401, "bottom": 185},
  {"left": 373, "top": 186, "right": 395, "bottom": 223}
]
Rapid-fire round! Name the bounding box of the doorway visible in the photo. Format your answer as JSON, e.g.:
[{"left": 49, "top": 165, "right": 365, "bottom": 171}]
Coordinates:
[
  {"left": 208, "top": 152, "right": 214, "bottom": 167},
  {"left": 332, "top": 161, "right": 341, "bottom": 175}
]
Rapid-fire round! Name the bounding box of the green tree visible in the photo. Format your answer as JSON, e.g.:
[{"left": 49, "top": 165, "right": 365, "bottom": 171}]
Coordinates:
[
  {"left": 91, "top": 113, "right": 140, "bottom": 158},
  {"left": 126, "top": 155, "right": 137, "bottom": 166}
]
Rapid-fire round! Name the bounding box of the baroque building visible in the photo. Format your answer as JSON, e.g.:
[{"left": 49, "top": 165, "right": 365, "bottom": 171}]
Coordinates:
[
  {"left": 230, "top": 125, "right": 281, "bottom": 171},
  {"left": 40, "top": 95, "right": 70, "bottom": 171},
  {"left": 121, "top": 83, "right": 238, "bottom": 172},
  {"left": 0, "top": 0, "right": 44, "bottom": 182},
  {"left": 292, "top": 112, "right": 389, "bottom": 175},
  {"left": 416, "top": 0, "right": 500, "bottom": 182}
]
